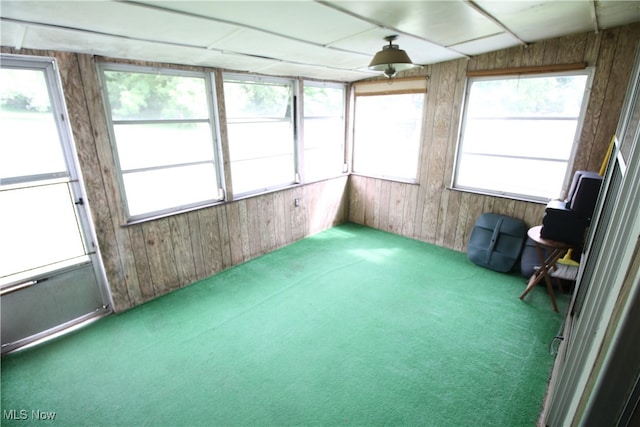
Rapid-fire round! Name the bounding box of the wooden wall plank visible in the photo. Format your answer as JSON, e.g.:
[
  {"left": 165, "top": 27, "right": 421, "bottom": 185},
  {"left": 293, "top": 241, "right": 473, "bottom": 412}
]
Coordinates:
[
  {"left": 216, "top": 206, "right": 233, "bottom": 270},
  {"left": 186, "top": 210, "right": 207, "bottom": 279},
  {"left": 439, "top": 190, "right": 461, "bottom": 249},
  {"left": 225, "top": 202, "right": 245, "bottom": 266},
  {"left": 290, "top": 187, "right": 305, "bottom": 242},
  {"left": 272, "top": 190, "right": 288, "bottom": 249},
  {"left": 169, "top": 214, "right": 197, "bottom": 287},
  {"left": 453, "top": 192, "right": 471, "bottom": 252},
  {"left": 258, "top": 194, "right": 277, "bottom": 253},
  {"left": 348, "top": 176, "right": 365, "bottom": 224},
  {"left": 401, "top": 184, "right": 419, "bottom": 238},
  {"left": 128, "top": 226, "right": 155, "bottom": 300},
  {"left": 198, "top": 207, "right": 223, "bottom": 277},
  {"left": 413, "top": 64, "right": 440, "bottom": 239},
  {"left": 378, "top": 179, "right": 392, "bottom": 232},
  {"left": 244, "top": 197, "right": 263, "bottom": 258},
  {"left": 388, "top": 181, "right": 406, "bottom": 234},
  {"left": 363, "top": 177, "right": 375, "bottom": 228},
  {"left": 142, "top": 219, "right": 178, "bottom": 296}
]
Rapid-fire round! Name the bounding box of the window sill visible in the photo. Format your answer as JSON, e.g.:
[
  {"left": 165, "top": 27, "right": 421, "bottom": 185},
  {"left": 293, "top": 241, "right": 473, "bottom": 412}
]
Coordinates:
[
  {"left": 123, "top": 199, "right": 226, "bottom": 226},
  {"left": 349, "top": 172, "right": 419, "bottom": 185},
  {"left": 447, "top": 186, "right": 550, "bottom": 204},
  {"left": 121, "top": 174, "right": 351, "bottom": 226}
]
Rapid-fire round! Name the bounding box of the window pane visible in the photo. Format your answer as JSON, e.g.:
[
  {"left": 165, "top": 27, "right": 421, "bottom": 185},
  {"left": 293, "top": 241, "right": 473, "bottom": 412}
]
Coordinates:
[
  {"left": 462, "top": 119, "right": 578, "bottom": 159},
  {"left": 455, "top": 73, "right": 590, "bottom": 200},
  {"left": 227, "top": 121, "right": 293, "bottom": 161},
  {"left": 456, "top": 155, "right": 567, "bottom": 199},
  {"left": 224, "top": 77, "right": 296, "bottom": 195},
  {"left": 230, "top": 155, "right": 295, "bottom": 196},
  {"left": 353, "top": 93, "right": 423, "bottom": 180},
  {"left": 0, "top": 183, "right": 85, "bottom": 277},
  {"left": 114, "top": 123, "right": 215, "bottom": 170},
  {"left": 0, "top": 68, "right": 67, "bottom": 181},
  {"left": 304, "top": 85, "right": 345, "bottom": 181},
  {"left": 467, "top": 75, "right": 588, "bottom": 117},
  {"left": 224, "top": 80, "right": 291, "bottom": 119},
  {"left": 104, "top": 71, "right": 209, "bottom": 121},
  {"left": 124, "top": 164, "right": 219, "bottom": 217}
]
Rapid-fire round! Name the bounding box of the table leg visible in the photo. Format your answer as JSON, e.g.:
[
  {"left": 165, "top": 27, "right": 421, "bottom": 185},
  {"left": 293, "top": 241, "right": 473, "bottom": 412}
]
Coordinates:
[{"left": 520, "top": 244, "right": 567, "bottom": 312}]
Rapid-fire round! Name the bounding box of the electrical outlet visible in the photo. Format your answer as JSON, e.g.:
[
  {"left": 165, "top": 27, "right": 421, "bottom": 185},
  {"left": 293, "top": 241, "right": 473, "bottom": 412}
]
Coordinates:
[{"left": 294, "top": 198, "right": 300, "bottom": 207}]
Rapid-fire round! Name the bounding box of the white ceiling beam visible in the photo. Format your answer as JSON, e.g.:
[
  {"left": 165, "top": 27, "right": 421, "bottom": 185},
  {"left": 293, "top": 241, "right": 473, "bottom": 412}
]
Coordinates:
[
  {"left": 464, "top": 0, "right": 528, "bottom": 47},
  {"left": 591, "top": 0, "right": 600, "bottom": 33},
  {"left": 314, "top": 0, "right": 469, "bottom": 59},
  {"left": 0, "top": 17, "right": 367, "bottom": 76},
  {"left": 123, "top": 1, "right": 371, "bottom": 58}
]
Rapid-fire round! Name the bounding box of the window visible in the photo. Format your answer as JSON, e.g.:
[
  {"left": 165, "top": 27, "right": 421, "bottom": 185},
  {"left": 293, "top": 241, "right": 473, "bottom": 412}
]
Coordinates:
[
  {"left": 99, "top": 64, "right": 223, "bottom": 220},
  {"left": 303, "top": 82, "right": 346, "bottom": 181},
  {"left": 454, "top": 70, "right": 592, "bottom": 201},
  {"left": 223, "top": 74, "right": 296, "bottom": 196},
  {"left": 352, "top": 78, "right": 426, "bottom": 182},
  {"left": 0, "top": 55, "right": 88, "bottom": 281}
]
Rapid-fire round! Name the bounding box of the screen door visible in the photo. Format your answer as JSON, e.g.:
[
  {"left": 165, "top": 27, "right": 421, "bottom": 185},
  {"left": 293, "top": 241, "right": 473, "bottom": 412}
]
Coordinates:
[{"left": 0, "top": 54, "right": 112, "bottom": 353}]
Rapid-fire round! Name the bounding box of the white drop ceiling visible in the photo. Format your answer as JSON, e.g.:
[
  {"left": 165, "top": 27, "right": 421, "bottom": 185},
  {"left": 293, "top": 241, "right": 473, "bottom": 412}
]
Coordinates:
[{"left": 1, "top": 1, "right": 640, "bottom": 82}]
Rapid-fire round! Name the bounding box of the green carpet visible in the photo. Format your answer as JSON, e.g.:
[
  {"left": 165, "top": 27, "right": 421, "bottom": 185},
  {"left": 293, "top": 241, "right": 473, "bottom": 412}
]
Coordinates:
[{"left": 1, "top": 223, "right": 567, "bottom": 426}]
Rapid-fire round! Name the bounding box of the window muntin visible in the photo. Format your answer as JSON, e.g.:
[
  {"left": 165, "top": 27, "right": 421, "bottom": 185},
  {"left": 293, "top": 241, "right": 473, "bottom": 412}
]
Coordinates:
[
  {"left": 100, "top": 65, "right": 223, "bottom": 219},
  {"left": 303, "top": 82, "right": 346, "bottom": 182},
  {"left": 223, "top": 75, "right": 296, "bottom": 196},
  {"left": 352, "top": 92, "right": 424, "bottom": 181},
  {"left": 454, "top": 71, "right": 592, "bottom": 201}
]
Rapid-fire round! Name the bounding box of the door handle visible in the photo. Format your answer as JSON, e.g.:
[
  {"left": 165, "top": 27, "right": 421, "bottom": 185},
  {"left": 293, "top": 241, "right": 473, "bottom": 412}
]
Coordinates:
[{"left": 0, "top": 278, "right": 48, "bottom": 296}]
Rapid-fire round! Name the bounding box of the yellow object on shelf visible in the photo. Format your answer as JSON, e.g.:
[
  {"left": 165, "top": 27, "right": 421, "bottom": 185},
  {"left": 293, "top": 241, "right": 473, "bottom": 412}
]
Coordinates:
[{"left": 558, "top": 249, "right": 580, "bottom": 266}]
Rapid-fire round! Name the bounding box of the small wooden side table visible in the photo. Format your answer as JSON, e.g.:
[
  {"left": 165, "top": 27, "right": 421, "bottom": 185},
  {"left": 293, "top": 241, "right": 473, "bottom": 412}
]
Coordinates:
[{"left": 519, "top": 225, "right": 572, "bottom": 312}]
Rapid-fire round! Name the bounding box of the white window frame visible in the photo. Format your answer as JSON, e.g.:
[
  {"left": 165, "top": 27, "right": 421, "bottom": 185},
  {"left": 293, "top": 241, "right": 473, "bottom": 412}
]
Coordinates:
[
  {"left": 97, "top": 63, "right": 225, "bottom": 222},
  {"left": 301, "top": 80, "right": 347, "bottom": 183},
  {"left": 223, "top": 73, "right": 299, "bottom": 198},
  {"left": 351, "top": 77, "right": 427, "bottom": 183},
  {"left": 453, "top": 69, "right": 594, "bottom": 202}
]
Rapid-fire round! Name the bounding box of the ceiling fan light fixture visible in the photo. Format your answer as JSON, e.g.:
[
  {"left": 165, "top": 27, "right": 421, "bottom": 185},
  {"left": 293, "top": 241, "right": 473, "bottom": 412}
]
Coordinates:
[{"left": 368, "top": 35, "right": 415, "bottom": 78}]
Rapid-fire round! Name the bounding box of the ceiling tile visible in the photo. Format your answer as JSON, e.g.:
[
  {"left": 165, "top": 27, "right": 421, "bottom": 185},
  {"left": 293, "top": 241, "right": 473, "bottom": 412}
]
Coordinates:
[
  {"left": 476, "top": 0, "right": 594, "bottom": 42},
  {"left": 252, "top": 62, "right": 372, "bottom": 82},
  {"left": 327, "top": 0, "right": 503, "bottom": 47},
  {"left": 1, "top": 1, "right": 239, "bottom": 48},
  {"left": 136, "top": 0, "right": 376, "bottom": 47},
  {"left": 216, "top": 28, "right": 370, "bottom": 69},
  {"left": 596, "top": 1, "right": 640, "bottom": 30}
]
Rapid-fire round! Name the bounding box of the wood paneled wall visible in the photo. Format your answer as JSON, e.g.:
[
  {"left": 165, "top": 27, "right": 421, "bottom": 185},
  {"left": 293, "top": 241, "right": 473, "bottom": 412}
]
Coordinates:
[
  {"left": 348, "top": 24, "right": 640, "bottom": 252},
  {"left": 1, "top": 47, "right": 348, "bottom": 312}
]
